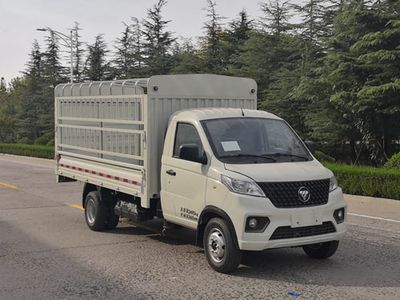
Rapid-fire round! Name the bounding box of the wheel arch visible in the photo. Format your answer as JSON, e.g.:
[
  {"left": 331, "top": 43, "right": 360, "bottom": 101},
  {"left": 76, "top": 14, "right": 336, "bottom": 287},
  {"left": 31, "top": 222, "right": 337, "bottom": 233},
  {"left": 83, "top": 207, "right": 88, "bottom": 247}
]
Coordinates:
[
  {"left": 196, "top": 205, "right": 239, "bottom": 248},
  {"left": 82, "top": 184, "right": 117, "bottom": 208}
]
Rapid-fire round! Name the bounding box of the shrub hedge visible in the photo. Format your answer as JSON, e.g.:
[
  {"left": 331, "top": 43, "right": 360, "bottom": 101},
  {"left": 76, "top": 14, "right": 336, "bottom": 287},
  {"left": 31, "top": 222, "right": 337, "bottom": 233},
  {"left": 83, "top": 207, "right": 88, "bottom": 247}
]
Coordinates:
[
  {"left": 324, "top": 162, "right": 400, "bottom": 200},
  {"left": 384, "top": 152, "right": 400, "bottom": 170},
  {"left": 0, "top": 143, "right": 54, "bottom": 159}
]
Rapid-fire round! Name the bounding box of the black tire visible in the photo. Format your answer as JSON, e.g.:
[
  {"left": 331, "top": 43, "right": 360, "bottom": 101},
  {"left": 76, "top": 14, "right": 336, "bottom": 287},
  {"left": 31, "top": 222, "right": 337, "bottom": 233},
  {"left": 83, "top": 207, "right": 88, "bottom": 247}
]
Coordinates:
[
  {"left": 203, "top": 218, "right": 242, "bottom": 273},
  {"left": 303, "top": 240, "right": 339, "bottom": 259},
  {"left": 84, "top": 191, "right": 107, "bottom": 231}
]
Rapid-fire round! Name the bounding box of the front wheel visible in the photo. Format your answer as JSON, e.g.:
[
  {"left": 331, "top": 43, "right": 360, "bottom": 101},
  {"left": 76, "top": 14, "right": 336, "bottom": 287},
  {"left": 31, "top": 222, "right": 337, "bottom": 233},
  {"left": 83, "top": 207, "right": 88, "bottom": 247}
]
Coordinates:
[
  {"left": 303, "top": 240, "right": 339, "bottom": 259},
  {"left": 203, "top": 218, "right": 242, "bottom": 273}
]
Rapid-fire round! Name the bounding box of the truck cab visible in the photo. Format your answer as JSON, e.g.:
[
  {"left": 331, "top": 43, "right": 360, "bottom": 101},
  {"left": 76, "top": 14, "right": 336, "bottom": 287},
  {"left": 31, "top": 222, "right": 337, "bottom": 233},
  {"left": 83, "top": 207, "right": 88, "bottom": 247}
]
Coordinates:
[{"left": 161, "top": 108, "right": 346, "bottom": 272}]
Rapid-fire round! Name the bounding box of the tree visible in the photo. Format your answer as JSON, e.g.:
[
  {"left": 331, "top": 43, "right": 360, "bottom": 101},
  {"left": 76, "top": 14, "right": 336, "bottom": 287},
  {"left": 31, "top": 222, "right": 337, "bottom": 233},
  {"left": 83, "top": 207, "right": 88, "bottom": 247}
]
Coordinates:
[
  {"left": 13, "top": 39, "right": 56, "bottom": 144},
  {"left": 83, "top": 34, "right": 110, "bottom": 81},
  {"left": 304, "top": 0, "right": 400, "bottom": 164},
  {"left": 72, "top": 22, "right": 85, "bottom": 82},
  {"left": 202, "top": 0, "right": 226, "bottom": 72},
  {"left": 0, "top": 77, "right": 6, "bottom": 94},
  {"left": 171, "top": 38, "right": 204, "bottom": 73},
  {"left": 236, "top": 1, "right": 305, "bottom": 134},
  {"left": 349, "top": 2, "right": 400, "bottom": 161},
  {"left": 294, "top": 0, "right": 330, "bottom": 44},
  {"left": 113, "top": 22, "right": 135, "bottom": 79},
  {"left": 142, "top": 0, "right": 175, "bottom": 75},
  {"left": 24, "top": 40, "right": 42, "bottom": 81},
  {"left": 225, "top": 10, "right": 253, "bottom": 72},
  {"left": 260, "top": 0, "right": 293, "bottom": 36},
  {"left": 42, "top": 31, "right": 65, "bottom": 86},
  {"left": 0, "top": 78, "right": 17, "bottom": 143}
]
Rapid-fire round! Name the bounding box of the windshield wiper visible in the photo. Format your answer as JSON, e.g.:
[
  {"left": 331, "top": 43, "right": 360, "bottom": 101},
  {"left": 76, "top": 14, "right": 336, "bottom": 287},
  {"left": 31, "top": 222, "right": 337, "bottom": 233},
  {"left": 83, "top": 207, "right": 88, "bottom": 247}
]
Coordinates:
[
  {"left": 268, "top": 153, "right": 309, "bottom": 161},
  {"left": 219, "top": 153, "right": 277, "bottom": 162}
]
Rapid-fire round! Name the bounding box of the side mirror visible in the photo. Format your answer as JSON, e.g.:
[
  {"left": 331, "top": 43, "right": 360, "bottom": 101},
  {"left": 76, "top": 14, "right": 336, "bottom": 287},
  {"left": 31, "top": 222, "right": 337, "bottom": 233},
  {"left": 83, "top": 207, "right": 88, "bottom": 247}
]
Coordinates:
[
  {"left": 179, "top": 144, "right": 207, "bottom": 164},
  {"left": 304, "top": 140, "right": 317, "bottom": 154}
]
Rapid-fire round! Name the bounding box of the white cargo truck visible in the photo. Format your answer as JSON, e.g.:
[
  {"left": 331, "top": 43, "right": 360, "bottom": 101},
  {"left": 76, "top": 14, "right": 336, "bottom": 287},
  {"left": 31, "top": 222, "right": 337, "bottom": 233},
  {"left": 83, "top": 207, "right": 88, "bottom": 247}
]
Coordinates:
[{"left": 55, "top": 74, "right": 346, "bottom": 273}]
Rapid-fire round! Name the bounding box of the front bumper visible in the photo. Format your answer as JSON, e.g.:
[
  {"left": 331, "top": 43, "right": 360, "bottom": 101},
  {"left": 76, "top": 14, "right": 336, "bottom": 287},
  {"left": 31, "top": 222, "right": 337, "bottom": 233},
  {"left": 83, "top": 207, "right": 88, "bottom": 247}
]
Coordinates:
[{"left": 224, "top": 188, "right": 347, "bottom": 251}]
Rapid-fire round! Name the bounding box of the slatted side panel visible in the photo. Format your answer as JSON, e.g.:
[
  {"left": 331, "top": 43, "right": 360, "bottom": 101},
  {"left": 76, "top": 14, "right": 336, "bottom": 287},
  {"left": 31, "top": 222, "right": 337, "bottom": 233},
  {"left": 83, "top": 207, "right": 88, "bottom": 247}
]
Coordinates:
[{"left": 56, "top": 95, "right": 146, "bottom": 168}]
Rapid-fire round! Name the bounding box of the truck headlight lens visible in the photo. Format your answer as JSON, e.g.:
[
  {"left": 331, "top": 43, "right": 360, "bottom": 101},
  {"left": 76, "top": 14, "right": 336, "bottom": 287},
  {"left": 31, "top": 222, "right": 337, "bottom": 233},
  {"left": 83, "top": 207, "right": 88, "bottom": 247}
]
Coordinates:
[
  {"left": 329, "top": 176, "right": 338, "bottom": 192},
  {"left": 221, "top": 175, "right": 265, "bottom": 197}
]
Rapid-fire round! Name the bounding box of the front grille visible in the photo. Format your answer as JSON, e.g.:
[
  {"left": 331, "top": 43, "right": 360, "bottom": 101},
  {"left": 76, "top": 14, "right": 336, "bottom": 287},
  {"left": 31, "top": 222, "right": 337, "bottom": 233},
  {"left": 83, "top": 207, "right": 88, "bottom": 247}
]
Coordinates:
[
  {"left": 270, "top": 222, "right": 336, "bottom": 240},
  {"left": 257, "top": 179, "right": 330, "bottom": 208}
]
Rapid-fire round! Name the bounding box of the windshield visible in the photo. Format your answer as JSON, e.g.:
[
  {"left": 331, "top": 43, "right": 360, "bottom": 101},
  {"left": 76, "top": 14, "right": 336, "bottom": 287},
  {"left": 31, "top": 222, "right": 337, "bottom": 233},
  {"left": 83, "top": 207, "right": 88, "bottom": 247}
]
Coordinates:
[{"left": 201, "top": 117, "right": 312, "bottom": 164}]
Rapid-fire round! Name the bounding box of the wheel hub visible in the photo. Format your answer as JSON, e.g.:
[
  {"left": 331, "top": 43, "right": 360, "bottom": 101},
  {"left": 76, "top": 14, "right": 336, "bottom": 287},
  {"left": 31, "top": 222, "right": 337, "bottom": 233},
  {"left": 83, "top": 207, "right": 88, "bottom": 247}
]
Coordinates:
[
  {"left": 208, "top": 228, "right": 226, "bottom": 263},
  {"left": 86, "top": 198, "right": 96, "bottom": 225}
]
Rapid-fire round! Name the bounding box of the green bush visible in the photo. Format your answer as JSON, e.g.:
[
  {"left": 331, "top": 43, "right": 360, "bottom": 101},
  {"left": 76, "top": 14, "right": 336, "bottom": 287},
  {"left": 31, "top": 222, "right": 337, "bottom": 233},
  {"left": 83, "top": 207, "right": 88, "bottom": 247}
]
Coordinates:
[
  {"left": 314, "top": 150, "right": 336, "bottom": 163},
  {"left": 0, "top": 143, "right": 54, "bottom": 159},
  {"left": 384, "top": 152, "right": 400, "bottom": 170},
  {"left": 324, "top": 162, "right": 400, "bottom": 200}
]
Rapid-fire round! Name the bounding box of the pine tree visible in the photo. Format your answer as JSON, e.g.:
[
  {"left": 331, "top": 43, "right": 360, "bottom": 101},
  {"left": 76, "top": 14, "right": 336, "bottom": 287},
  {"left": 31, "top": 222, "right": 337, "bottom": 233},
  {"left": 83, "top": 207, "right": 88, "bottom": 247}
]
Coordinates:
[
  {"left": 294, "top": 0, "right": 329, "bottom": 44},
  {"left": 113, "top": 22, "right": 135, "bottom": 79},
  {"left": 312, "top": 0, "right": 399, "bottom": 163},
  {"left": 131, "top": 17, "right": 145, "bottom": 75},
  {"left": 83, "top": 34, "right": 110, "bottom": 81},
  {"left": 202, "top": 0, "right": 226, "bottom": 72},
  {"left": 0, "top": 77, "right": 17, "bottom": 143},
  {"left": 14, "top": 40, "right": 55, "bottom": 144},
  {"left": 24, "top": 40, "right": 42, "bottom": 81},
  {"left": 225, "top": 10, "right": 253, "bottom": 72},
  {"left": 0, "top": 77, "right": 6, "bottom": 94},
  {"left": 72, "top": 22, "right": 84, "bottom": 82},
  {"left": 349, "top": 1, "right": 400, "bottom": 161},
  {"left": 171, "top": 38, "right": 204, "bottom": 73},
  {"left": 42, "top": 31, "right": 65, "bottom": 86},
  {"left": 142, "top": 0, "right": 175, "bottom": 75},
  {"left": 260, "top": 0, "right": 293, "bottom": 36}
]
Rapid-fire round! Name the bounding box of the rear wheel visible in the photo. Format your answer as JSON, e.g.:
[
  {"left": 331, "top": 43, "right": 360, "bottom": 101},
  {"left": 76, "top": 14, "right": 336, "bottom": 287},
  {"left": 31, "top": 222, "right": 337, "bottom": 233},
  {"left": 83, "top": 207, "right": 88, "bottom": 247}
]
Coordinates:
[
  {"left": 203, "top": 218, "right": 242, "bottom": 273},
  {"left": 84, "top": 191, "right": 107, "bottom": 231},
  {"left": 303, "top": 241, "right": 339, "bottom": 259}
]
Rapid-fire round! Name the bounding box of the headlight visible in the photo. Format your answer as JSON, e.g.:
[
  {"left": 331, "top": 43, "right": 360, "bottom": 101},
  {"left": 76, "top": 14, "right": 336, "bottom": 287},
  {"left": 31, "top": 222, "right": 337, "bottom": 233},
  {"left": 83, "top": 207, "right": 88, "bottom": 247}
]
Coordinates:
[
  {"left": 329, "top": 175, "right": 338, "bottom": 192},
  {"left": 221, "top": 175, "right": 265, "bottom": 197}
]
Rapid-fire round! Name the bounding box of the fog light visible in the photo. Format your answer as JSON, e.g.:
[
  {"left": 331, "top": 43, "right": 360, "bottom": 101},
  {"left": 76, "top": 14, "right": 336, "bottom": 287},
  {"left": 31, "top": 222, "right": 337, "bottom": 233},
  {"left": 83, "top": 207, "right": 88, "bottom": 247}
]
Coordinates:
[
  {"left": 245, "top": 217, "right": 270, "bottom": 232},
  {"left": 248, "top": 218, "right": 258, "bottom": 229},
  {"left": 334, "top": 208, "right": 345, "bottom": 224}
]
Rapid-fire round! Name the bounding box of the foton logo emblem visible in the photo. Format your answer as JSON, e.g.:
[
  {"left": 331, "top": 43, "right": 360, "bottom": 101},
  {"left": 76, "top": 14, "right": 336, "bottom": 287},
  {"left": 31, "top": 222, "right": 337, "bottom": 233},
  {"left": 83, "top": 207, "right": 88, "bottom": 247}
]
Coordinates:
[{"left": 298, "top": 187, "right": 311, "bottom": 203}]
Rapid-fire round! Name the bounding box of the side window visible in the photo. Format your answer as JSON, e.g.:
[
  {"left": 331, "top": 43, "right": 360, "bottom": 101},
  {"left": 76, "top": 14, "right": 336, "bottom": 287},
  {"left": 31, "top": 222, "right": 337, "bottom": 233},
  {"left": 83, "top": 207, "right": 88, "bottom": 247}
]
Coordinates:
[{"left": 173, "top": 123, "right": 204, "bottom": 160}]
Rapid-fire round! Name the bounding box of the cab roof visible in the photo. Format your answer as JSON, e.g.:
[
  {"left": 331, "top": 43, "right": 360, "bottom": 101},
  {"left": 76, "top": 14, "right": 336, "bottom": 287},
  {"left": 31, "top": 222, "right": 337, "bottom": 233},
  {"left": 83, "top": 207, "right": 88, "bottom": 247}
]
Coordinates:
[{"left": 171, "top": 108, "right": 281, "bottom": 122}]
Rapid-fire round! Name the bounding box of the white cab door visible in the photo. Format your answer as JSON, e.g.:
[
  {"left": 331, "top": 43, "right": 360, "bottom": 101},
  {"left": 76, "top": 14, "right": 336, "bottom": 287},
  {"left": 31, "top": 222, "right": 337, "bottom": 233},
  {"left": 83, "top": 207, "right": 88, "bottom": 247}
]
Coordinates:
[{"left": 162, "top": 122, "right": 208, "bottom": 229}]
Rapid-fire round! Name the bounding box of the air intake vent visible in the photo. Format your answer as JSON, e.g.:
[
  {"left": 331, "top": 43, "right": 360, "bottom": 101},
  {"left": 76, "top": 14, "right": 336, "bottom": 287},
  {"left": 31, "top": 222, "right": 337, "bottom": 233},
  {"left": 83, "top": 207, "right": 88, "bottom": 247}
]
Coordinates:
[{"left": 270, "top": 222, "right": 336, "bottom": 240}]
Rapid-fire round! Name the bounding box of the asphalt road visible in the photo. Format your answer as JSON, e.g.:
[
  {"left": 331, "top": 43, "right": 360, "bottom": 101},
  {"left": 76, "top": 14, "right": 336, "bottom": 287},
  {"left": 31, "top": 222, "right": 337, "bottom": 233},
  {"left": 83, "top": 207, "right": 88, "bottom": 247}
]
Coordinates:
[{"left": 0, "top": 154, "right": 399, "bottom": 299}]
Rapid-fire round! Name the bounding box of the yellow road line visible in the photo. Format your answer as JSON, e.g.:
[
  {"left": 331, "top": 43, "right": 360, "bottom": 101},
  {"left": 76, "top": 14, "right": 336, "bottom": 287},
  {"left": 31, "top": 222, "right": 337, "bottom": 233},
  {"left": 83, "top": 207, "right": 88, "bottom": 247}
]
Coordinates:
[
  {"left": 69, "top": 204, "right": 84, "bottom": 211},
  {"left": 0, "top": 182, "right": 17, "bottom": 190}
]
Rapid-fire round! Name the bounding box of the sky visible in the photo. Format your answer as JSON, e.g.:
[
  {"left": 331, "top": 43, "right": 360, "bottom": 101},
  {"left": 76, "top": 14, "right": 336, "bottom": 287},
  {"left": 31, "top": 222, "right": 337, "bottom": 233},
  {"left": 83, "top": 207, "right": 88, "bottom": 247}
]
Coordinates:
[{"left": 0, "top": 0, "right": 303, "bottom": 82}]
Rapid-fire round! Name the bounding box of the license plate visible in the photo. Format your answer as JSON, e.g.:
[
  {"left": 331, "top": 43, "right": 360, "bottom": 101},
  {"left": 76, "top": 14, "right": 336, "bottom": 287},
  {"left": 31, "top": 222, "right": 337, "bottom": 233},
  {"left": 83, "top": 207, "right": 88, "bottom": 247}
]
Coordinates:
[{"left": 291, "top": 212, "right": 323, "bottom": 228}]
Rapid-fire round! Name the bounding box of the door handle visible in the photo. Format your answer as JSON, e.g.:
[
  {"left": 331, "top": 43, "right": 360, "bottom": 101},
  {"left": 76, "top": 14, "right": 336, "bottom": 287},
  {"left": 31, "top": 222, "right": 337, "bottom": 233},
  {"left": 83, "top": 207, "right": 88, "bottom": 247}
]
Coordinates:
[{"left": 166, "top": 169, "right": 176, "bottom": 176}]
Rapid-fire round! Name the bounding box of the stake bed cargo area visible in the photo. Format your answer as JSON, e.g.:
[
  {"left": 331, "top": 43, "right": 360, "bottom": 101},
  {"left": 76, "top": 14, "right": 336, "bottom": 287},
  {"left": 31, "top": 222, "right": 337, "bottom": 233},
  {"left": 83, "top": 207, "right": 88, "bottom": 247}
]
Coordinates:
[{"left": 55, "top": 74, "right": 256, "bottom": 208}]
